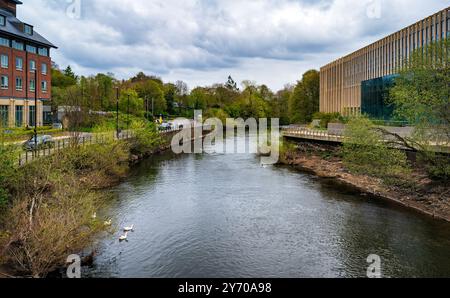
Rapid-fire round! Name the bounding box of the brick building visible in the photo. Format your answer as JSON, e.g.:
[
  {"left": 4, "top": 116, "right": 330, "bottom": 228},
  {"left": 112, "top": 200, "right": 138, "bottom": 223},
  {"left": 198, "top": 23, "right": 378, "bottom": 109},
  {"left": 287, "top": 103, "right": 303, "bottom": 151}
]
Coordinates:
[{"left": 0, "top": 0, "right": 56, "bottom": 128}]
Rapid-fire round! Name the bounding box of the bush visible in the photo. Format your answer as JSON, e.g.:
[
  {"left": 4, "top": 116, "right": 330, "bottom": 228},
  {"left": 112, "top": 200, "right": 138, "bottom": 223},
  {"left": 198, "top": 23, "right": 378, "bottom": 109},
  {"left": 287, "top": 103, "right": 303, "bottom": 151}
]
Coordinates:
[
  {"left": 312, "top": 112, "right": 342, "bottom": 129},
  {"left": 342, "top": 116, "right": 411, "bottom": 185},
  {"left": 0, "top": 145, "right": 18, "bottom": 209},
  {"left": 128, "top": 121, "right": 163, "bottom": 156}
]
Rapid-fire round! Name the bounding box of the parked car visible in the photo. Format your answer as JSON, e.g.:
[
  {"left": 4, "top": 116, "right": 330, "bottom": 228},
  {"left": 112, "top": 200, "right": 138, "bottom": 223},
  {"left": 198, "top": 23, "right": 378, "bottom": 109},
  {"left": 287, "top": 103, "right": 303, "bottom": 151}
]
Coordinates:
[
  {"left": 23, "top": 135, "right": 55, "bottom": 151},
  {"left": 158, "top": 122, "right": 173, "bottom": 131},
  {"left": 52, "top": 122, "right": 63, "bottom": 130}
]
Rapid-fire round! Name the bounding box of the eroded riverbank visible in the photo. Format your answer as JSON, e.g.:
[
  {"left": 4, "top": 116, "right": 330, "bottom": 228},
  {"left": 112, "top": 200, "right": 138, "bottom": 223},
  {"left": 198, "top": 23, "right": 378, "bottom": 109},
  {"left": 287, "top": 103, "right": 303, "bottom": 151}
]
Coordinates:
[{"left": 280, "top": 141, "right": 450, "bottom": 223}]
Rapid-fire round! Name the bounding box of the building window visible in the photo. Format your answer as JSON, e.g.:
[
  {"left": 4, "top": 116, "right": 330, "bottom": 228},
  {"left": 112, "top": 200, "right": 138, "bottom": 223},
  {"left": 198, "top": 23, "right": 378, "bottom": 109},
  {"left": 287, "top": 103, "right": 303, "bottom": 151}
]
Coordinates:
[
  {"left": 29, "top": 106, "right": 36, "bottom": 127},
  {"left": 15, "top": 106, "right": 23, "bottom": 127},
  {"left": 15, "top": 77, "right": 22, "bottom": 91},
  {"left": 30, "top": 60, "right": 36, "bottom": 72},
  {"left": 29, "top": 79, "right": 35, "bottom": 92},
  {"left": 24, "top": 24, "right": 33, "bottom": 35},
  {"left": 0, "top": 15, "right": 5, "bottom": 26},
  {"left": 0, "top": 37, "right": 9, "bottom": 47},
  {"left": 12, "top": 40, "right": 24, "bottom": 51},
  {"left": 15, "top": 57, "right": 23, "bottom": 70},
  {"left": 0, "top": 54, "right": 8, "bottom": 68},
  {"left": 26, "top": 45, "right": 37, "bottom": 54},
  {"left": 42, "top": 63, "right": 47, "bottom": 75},
  {"left": 1, "top": 75, "right": 8, "bottom": 89},
  {"left": 41, "top": 81, "right": 47, "bottom": 92},
  {"left": 0, "top": 105, "right": 8, "bottom": 127},
  {"left": 38, "top": 48, "right": 48, "bottom": 56}
]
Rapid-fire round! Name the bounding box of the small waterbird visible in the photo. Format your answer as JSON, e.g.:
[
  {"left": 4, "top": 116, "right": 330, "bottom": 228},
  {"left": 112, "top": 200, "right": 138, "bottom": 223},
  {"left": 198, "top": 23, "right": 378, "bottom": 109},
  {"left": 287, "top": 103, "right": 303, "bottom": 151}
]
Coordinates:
[
  {"left": 123, "top": 225, "right": 134, "bottom": 232},
  {"left": 104, "top": 219, "right": 112, "bottom": 226},
  {"left": 119, "top": 232, "right": 128, "bottom": 242},
  {"left": 91, "top": 212, "right": 97, "bottom": 219}
]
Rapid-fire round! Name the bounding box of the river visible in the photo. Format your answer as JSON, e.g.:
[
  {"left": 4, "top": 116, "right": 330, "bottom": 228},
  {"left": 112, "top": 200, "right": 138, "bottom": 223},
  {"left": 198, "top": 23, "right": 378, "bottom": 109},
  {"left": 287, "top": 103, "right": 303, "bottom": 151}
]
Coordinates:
[{"left": 86, "top": 134, "right": 450, "bottom": 278}]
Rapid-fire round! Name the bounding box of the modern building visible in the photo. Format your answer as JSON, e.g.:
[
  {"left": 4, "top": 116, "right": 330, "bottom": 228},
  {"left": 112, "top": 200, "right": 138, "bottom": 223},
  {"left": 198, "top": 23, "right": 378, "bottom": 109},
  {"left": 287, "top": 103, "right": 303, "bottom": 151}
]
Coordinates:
[
  {"left": 0, "top": 0, "right": 56, "bottom": 128},
  {"left": 320, "top": 6, "right": 450, "bottom": 119}
]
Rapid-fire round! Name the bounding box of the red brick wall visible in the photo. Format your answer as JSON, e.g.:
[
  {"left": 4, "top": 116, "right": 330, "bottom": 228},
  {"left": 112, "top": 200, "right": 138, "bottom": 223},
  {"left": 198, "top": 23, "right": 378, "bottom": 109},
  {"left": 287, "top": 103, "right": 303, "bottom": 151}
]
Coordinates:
[
  {"left": 0, "top": 1, "right": 17, "bottom": 16},
  {"left": 0, "top": 45, "right": 52, "bottom": 100}
]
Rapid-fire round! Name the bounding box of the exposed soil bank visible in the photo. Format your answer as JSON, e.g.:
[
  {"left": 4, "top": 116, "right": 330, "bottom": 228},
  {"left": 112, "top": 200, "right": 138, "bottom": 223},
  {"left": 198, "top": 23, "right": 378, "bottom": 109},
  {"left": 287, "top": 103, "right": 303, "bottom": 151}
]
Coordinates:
[{"left": 280, "top": 141, "right": 450, "bottom": 223}]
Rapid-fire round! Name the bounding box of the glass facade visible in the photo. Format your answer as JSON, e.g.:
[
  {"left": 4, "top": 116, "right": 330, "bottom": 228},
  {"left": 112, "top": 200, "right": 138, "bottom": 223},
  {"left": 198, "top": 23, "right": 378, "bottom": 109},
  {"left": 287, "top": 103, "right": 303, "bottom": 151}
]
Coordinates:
[
  {"left": 0, "top": 105, "right": 8, "bottom": 127},
  {"left": 29, "top": 106, "right": 36, "bottom": 127},
  {"left": 361, "top": 74, "right": 398, "bottom": 120},
  {"left": 15, "top": 106, "right": 23, "bottom": 127}
]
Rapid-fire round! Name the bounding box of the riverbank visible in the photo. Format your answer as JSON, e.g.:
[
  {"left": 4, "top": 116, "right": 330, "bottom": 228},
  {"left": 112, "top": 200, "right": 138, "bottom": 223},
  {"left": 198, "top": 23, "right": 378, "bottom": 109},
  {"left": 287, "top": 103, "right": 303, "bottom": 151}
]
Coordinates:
[
  {"left": 280, "top": 141, "right": 450, "bottom": 223},
  {"left": 0, "top": 127, "right": 211, "bottom": 278}
]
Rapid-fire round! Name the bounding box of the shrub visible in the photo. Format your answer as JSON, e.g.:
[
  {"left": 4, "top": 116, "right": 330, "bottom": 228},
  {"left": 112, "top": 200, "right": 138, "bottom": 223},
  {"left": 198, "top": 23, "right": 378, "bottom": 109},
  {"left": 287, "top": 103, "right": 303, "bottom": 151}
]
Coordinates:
[
  {"left": 128, "top": 120, "right": 163, "bottom": 156},
  {"left": 342, "top": 116, "right": 411, "bottom": 185},
  {"left": 0, "top": 145, "right": 18, "bottom": 209},
  {"left": 312, "top": 112, "right": 342, "bottom": 129}
]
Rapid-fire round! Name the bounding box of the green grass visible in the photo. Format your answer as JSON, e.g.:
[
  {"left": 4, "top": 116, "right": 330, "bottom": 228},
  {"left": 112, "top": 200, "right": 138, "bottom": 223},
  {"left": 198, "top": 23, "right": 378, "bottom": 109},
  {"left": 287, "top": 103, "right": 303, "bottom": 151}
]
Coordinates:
[{"left": 1, "top": 127, "right": 64, "bottom": 142}]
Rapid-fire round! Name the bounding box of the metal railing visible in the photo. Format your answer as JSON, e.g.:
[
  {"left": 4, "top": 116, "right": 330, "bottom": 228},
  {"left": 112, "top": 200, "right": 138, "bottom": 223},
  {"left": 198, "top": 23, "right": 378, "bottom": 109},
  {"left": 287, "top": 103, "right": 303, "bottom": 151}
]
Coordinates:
[
  {"left": 16, "top": 128, "right": 185, "bottom": 167},
  {"left": 17, "top": 131, "right": 135, "bottom": 167},
  {"left": 281, "top": 127, "right": 345, "bottom": 143}
]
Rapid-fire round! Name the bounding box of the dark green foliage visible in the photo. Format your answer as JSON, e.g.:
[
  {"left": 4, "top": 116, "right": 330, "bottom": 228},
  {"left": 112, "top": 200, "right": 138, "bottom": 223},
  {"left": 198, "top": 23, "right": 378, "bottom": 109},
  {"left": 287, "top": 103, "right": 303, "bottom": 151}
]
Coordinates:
[{"left": 289, "top": 70, "right": 320, "bottom": 124}]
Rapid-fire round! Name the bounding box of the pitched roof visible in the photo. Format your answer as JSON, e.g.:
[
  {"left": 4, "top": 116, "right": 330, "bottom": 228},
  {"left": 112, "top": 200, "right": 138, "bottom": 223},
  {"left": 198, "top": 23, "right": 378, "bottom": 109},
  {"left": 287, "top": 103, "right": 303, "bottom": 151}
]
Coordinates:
[{"left": 0, "top": 8, "right": 57, "bottom": 48}]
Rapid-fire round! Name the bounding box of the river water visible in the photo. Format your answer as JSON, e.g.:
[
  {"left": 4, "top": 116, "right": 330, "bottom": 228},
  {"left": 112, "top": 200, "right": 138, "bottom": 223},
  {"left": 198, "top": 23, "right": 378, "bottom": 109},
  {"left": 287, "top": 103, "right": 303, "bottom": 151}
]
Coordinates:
[{"left": 87, "top": 134, "right": 450, "bottom": 278}]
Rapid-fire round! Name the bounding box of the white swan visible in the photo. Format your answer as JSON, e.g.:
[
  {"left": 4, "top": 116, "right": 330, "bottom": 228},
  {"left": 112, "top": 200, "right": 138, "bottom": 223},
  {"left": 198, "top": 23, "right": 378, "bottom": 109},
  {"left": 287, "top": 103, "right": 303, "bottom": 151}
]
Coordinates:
[
  {"left": 104, "top": 219, "right": 112, "bottom": 226},
  {"left": 119, "top": 232, "right": 128, "bottom": 241},
  {"left": 91, "top": 212, "right": 97, "bottom": 219},
  {"left": 123, "top": 224, "right": 134, "bottom": 232}
]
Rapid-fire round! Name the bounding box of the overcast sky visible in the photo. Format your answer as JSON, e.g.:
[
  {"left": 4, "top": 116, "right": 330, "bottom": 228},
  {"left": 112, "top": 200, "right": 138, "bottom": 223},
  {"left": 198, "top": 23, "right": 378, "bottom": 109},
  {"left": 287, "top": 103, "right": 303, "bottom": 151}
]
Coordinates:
[{"left": 18, "top": 0, "right": 449, "bottom": 90}]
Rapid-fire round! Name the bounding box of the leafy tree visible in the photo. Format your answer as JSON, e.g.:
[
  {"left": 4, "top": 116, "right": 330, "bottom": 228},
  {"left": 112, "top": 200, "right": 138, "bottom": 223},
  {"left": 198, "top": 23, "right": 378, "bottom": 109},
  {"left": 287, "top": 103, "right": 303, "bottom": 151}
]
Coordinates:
[
  {"left": 390, "top": 38, "right": 450, "bottom": 180},
  {"left": 189, "top": 87, "right": 208, "bottom": 110},
  {"left": 271, "top": 85, "right": 293, "bottom": 125},
  {"left": 163, "top": 83, "right": 177, "bottom": 115},
  {"left": 342, "top": 116, "right": 411, "bottom": 185},
  {"left": 135, "top": 80, "right": 166, "bottom": 116},
  {"left": 119, "top": 89, "right": 144, "bottom": 117},
  {"left": 289, "top": 70, "right": 320, "bottom": 124}
]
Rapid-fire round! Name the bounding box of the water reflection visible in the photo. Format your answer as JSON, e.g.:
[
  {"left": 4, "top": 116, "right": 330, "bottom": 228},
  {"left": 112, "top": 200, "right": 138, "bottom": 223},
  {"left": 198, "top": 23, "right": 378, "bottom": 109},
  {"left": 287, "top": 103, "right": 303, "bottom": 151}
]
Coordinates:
[{"left": 86, "top": 135, "right": 450, "bottom": 278}]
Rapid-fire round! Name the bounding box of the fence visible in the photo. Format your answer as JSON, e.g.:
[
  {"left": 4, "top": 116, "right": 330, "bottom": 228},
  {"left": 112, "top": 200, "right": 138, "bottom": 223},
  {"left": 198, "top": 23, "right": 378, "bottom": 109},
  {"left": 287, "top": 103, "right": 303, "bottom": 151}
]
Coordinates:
[
  {"left": 16, "top": 128, "right": 184, "bottom": 167},
  {"left": 281, "top": 127, "right": 345, "bottom": 143}
]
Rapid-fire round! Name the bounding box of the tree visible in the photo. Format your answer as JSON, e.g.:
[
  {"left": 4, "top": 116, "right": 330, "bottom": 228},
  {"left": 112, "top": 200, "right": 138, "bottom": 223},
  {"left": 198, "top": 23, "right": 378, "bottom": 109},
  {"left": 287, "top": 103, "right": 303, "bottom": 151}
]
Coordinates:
[
  {"left": 135, "top": 80, "right": 166, "bottom": 116},
  {"left": 95, "top": 73, "right": 115, "bottom": 110},
  {"left": 119, "top": 89, "right": 144, "bottom": 117},
  {"left": 225, "top": 75, "right": 239, "bottom": 91},
  {"left": 63, "top": 65, "right": 77, "bottom": 81},
  {"left": 342, "top": 116, "right": 411, "bottom": 185},
  {"left": 189, "top": 87, "right": 208, "bottom": 110},
  {"left": 175, "top": 80, "right": 189, "bottom": 96},
  {"left": 271, "top": 85, "right": 293, "bottom": 125},
  {"left": 163, "top": 83, "right": 177, "bottom": 115},
  {"left": 390, "top": 38, "right": 450, "bottom": 180},
  {"left": 289, "top": 70, "right": 320, "bottom": 124}
]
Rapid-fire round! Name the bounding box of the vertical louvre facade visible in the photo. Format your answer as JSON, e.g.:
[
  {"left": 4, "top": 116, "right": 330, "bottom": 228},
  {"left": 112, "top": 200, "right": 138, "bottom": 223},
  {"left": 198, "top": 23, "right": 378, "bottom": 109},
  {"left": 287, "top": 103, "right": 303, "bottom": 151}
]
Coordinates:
[{"left": 320, "top": 6, "right": 450, "bottom": 116}]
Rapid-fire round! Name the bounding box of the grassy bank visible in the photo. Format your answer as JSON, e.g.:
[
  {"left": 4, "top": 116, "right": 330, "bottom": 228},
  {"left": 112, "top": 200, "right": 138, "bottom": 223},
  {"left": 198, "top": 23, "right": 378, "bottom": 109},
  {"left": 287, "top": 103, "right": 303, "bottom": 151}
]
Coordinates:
[{"left": 0, "top": 124, "right": 164, "bottom": 277}]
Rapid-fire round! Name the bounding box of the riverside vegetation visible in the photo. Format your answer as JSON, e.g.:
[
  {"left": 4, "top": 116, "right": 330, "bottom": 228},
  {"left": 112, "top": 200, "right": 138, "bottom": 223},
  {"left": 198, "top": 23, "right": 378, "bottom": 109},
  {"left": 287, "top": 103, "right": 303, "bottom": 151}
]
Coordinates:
[{"left": 0, "top": 120, "right": 163, "bottom": 277}]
